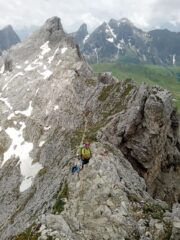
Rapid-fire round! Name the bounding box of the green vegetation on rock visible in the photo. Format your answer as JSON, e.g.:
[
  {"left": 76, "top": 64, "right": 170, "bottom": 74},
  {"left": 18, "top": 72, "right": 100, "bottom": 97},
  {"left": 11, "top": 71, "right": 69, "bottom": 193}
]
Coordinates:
[
  {"left": 143, "top": 202, "right": 165, "bottom": 220},
  {"left": 38, "top": 167, "right": 48, "bottom": 177},
  {"left": 127, "top": 193, "right": 141, "bottom": 203},
  {"left": 53, "top": 182, "right": 69, "bottom": 214},
  {"left": 98, "top": 84, "right": 114, "bottom": 101},
  {"left": 163, "top": 222, "right": 173, "bottom": 240},
  {"left": 85, "top": 78, "right": 97, "bottom": 86},
  {"left": 12, "top": 224, "right": 41, "bottom": 240},
  {"left": 69, "top": 128, "right": 84, "bottom": 148}
]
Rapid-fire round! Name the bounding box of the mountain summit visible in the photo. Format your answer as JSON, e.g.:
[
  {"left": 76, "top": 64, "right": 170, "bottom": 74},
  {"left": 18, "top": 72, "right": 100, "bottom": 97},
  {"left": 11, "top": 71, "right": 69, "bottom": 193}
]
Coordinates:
[
  {"left": 0, "top": 25, "right": 20, "bottom": 53},
  {"left": 0, "top": 17, "right": 179, "bottom": 239},
  {"left": 70, "top": 23, "right": 89, "bottom": 49}
]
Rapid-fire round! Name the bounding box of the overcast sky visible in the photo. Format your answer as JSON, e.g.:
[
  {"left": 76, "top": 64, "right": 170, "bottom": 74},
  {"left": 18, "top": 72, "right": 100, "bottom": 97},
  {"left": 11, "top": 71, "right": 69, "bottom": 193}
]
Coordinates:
[{"left": 1, "top": 0, "right": 180, "bottom": 32}]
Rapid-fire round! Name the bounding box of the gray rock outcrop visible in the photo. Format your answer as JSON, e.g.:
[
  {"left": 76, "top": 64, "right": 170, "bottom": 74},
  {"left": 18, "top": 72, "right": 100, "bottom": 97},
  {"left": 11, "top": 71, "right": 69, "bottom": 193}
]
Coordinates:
[{"left": 97, "top": 83, "right": 180, "bottom": 204}]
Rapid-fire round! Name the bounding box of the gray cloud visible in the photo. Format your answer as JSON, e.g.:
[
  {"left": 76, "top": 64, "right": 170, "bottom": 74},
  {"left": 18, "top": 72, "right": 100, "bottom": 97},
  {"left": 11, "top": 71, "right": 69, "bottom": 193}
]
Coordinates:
[{"left": 0, "top": 0, "right": 180, "bottom": 32}]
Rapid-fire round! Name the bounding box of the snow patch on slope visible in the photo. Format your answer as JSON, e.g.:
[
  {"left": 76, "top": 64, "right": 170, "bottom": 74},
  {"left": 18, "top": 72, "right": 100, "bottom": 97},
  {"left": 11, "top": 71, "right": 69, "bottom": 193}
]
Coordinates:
[
  {"left": 54, "top": 105, "right": 59, "bottom": 111},
  {"left": 44, "top": 126, "right": 51, "bottom": 131},
  {"left": 40, "top": 41, "right": 51, "bottom": 56},
  {"left": 106, "top": 24, "right": 117, "bottom": 39},
  {"left": 61, "top": 47, "right": 67, "bottom": 54},
  {"left": 40, "top": 70, "right": 53, "bottom": 80},
  {"left": 173, "top": 54, "right": 176, "bottom": 65},
  {"left": 83, "top": 34, "right": 89, "bottom": 44},
  {"left": 8, "top": 101, "right": 33, "bottom": 120},
  {"left": 16, "top": 65, "right": 22, "bottom": 69},
  {"left": 94, "top": 48, "right": 99, "bottom": 64},
  {"left": 0, "top": 65, "right": 5, "bottom": 74},
  {"left": 25, "top": 64, "right": 37, "bottom": 72},
  {"left": 39, "top": 141, "right": 45, "bottom": 147},
  {"left": 2, "top": 122, "right": 43, "bottom": 192},
  {"left": 48, "top": 47, "right": 59, "bottom": 64},
  {"left": 107, "top": 38, "right": 114, "bottom": 43},
  {"left": 33, "top": 59, "right": 43, "bottom": 67},
  {"left": 0, "top": 97, "right": 13, "bottom": 110},
  {"left": 15, "top": 101, "right": 33, "bottom": 117}
]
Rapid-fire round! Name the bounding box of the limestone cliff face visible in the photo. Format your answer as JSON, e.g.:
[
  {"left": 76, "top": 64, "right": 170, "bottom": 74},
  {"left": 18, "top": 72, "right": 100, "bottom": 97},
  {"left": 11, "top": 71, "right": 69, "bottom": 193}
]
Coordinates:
[
  {"left": 97, "top": 83, "right": 180, "bottom": 204},
  {"left": 0, "top": 17, "right": 179, "bottom": 240}
]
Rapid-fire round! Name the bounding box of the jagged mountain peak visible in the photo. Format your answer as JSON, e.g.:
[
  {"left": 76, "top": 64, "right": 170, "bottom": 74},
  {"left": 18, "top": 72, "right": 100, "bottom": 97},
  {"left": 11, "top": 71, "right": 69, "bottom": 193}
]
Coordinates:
[
  {"left": 42, "top": 16, "right": 64, "bottom": 35},
  {"left": 108, "top": 17, "right": 133, "bottom": 26},
  {"left": 0, "top": 24, "right": 20, "bottom": 53},
  {"left": 6, "top": 16, "right": 73, "bottom": 63},
  {"left": 2, "top": 24, "right": 14, "bottom": 31},
  {"left": 70, "top": 23, "right": 89, "bottom": 48},
  {"left": 77, "top": 23, "right": 88, "bottom": 33},
  {"left": 108, "top": 18, "right": 118, "bottom": 25},
  {"left": 108, "top": 18, "right": 135, "bottom": 28},
  {"left": 119, "top": 17, "right": 133, "bottom": 24},
  {"left": 30, "top": 16, "right": 65, "bottom": 45}
]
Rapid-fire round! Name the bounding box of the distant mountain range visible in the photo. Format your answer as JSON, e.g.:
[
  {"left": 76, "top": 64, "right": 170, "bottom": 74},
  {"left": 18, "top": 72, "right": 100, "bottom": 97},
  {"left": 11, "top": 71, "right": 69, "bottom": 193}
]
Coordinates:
[
  {"left": 72, "top": 18, "right": 180, "bottom": 65},
  {"left": 2, "top": 18, "right": 180, "bottom": 66},
  {"left": 0, "top": 25, "right": 20, "bottom": 54}
]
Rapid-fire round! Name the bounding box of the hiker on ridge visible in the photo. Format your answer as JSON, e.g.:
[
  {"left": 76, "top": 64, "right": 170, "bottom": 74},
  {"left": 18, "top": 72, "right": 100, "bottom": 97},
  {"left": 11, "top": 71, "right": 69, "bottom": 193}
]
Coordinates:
[
  {"left": 71, "top": 140, "right": 92, "bottom": 175},
  {"left": 78, "top": 140, "right": 92, "bottom": 169}
]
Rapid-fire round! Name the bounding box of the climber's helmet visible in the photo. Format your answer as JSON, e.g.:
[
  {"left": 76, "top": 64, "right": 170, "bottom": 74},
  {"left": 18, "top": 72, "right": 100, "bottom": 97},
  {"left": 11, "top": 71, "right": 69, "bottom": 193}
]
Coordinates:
[{"left": 84, "top": 141, "right": 90, "bottom": 148}]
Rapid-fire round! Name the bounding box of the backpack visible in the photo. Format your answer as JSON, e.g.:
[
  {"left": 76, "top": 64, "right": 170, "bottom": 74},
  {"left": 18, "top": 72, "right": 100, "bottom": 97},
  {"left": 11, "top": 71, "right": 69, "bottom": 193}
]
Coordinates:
[
  {"left": 71, "top": 164, "right": 81, "bottom": 174},
  {"left": 80, "top": 147, "right": 91, "bottom": 160}
]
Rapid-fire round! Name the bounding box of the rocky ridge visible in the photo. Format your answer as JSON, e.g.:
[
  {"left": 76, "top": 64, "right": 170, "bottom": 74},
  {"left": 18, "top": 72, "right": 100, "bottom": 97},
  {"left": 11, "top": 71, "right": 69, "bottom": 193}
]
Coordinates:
[{"left": 0, "top": 17, "right": 179, "bottom": 239}]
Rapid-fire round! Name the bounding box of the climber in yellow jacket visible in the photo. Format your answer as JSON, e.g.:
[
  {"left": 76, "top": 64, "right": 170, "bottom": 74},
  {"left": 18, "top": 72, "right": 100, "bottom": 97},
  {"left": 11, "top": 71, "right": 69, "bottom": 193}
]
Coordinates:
[
  {"left": 79, "top": 140, "right": 92, "bottom": 169},
  {"left": 71, "top": 140, "right": 92, "bottom": 175}
]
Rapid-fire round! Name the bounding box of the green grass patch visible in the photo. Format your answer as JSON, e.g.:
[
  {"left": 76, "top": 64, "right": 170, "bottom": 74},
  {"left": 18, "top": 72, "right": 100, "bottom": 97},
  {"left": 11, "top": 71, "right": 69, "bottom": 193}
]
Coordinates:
[{"left": 98, "top": 84, "right": 114, "bottom": 101}]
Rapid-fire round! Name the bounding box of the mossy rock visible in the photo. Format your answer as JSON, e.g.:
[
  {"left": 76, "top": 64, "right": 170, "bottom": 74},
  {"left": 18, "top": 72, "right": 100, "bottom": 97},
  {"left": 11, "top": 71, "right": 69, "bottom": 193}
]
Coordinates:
[
  {"left": 98, "top": 84, "right": 114, "bottom": 101},
  {"left": 127, "top": 193, "right": 141, "bottom": 203},
  {"left": 101, "top": 82, "right": 134, "bottom": 118},
  {"left": 163, "top": 222, "right": 173, "bottom": 240},
  {"left": 86, "top": 120, "right": 105, "bottom": 141},
  {"left": 53, "top": 182, "right": 69, "bottom": 214},
  {"left": 46, "top": 236, "right": 53, "bottom": 240},
  {"left": 38, "top": 167, "right": 48, "bottom": 177},
  {"left": 68, "top": 128, "right": 84, "bottom": 149},
  {"left": 143, "top": 202, "right": 165, "bottom": 220},
  {"left": 85, "top": 78, "right": 97, "bottom": 86},
  {"left": 12, "top": 224, "right": 41, "bottom": 240}
]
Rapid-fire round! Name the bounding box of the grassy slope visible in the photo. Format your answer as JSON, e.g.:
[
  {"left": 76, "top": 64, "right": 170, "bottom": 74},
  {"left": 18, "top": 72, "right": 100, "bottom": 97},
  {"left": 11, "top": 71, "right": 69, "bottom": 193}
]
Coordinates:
[{"left": 92, "top": 63, "right": 180, "bottom": 110}]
